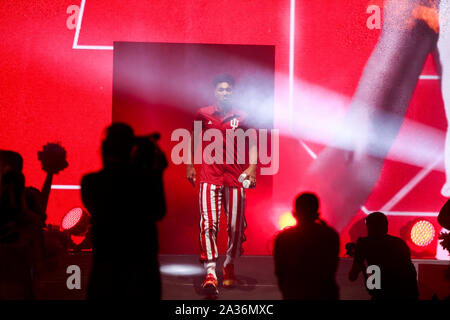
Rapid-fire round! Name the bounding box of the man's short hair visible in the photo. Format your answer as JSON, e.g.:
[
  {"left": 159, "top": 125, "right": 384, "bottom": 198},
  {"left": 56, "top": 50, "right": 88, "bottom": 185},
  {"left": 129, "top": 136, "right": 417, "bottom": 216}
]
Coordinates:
[
  {"left": 0, "top": 150, "right": 23, "bottom": 173},
  {"left": 213, "top": 73, "right": 235, "bottom": 88},
  {"left": 101, "top": 123, "right": 135, "bottom": 160},
  {"left": 365, "top": 211, "right": 388, "bottom": 235},
  {"left": 294, "top": 192, "right": 319, "bottom": 221}
]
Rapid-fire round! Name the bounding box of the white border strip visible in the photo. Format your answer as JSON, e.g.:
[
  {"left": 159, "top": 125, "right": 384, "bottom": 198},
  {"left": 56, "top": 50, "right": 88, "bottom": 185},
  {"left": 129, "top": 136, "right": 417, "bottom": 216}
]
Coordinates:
[
  {"left": 74, "top": 45, "right": 114, "bottom": 50},
  {"left": 288, "top": 0, "right": 295, "bottom": 128},
  {"left": 364, "top": 211, "right": 439, "bottom": 217},
  {"left": 419, "top": 75, "right": 440, "bottom": 80},
  {"left": 380, "top": 155, "right": 443, "bottom": 211},
  {"left": 362, "top": 206, "right": 438, "bottom": 217},
  {"left": 51, "top": 185, "right": 81, "bottom": 190},
  {"left": 299, "top": 140, "right": 317, "bottom": 159},
  {"left": 288, "top": 0, "right": 317, "bottom": 159},
  {"left": 72, "top": 0, "right": 113, "bottom": 50}
]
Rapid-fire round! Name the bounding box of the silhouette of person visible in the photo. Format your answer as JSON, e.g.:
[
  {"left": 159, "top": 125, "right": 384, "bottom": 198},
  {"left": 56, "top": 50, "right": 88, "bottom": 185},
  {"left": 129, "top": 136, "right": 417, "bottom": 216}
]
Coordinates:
[
  {"left": 273, "top": 192, "right": 340, "bottom": 300},
  {"left": 81, "top": 123, "right": 166, "bottom": 300},
  {"left": 0, "top": 150, "right": 44, "bottom": 299},
  {"left": 437, "top": 199, "right": 450, "bottom": 287},
  {"left": 348, "top": 211, "right": 418, "bottom": 300},
  {"left": 438, "top": 198, "right": 450, "bottom": 254},
  {"left": 438, "top": 198, "right": 450, "bottom": 231},
  {"left": 0, "top": 151, "right": 24, "bottom": 228}
]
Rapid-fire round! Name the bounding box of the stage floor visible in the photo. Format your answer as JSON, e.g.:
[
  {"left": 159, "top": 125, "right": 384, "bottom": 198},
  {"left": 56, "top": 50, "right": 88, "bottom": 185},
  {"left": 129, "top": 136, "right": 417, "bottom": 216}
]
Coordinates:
[
  {"left": 160, "top": 255, "right": 368, "bottom": 300},
  {"left": 37, "top": 253, "right": 449, "bottom": 300},
  {"left": 159, "top": 255, "right": 449, "bottom": 300}
]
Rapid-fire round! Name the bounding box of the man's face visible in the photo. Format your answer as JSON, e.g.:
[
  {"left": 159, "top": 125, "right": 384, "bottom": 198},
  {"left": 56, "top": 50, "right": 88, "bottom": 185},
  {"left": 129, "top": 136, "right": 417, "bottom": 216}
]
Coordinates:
[{"left": 214, "top": 82, "right": 233, "bottom": 106}]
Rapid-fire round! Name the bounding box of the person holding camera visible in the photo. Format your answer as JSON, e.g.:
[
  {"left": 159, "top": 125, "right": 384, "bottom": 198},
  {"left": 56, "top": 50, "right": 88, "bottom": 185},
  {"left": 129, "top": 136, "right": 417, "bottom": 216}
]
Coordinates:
[
  {"left": 81, "top": 123, "right": 167, "bottom": 300},
  {"left": 348, "top": 212, "right": 418, "bottom": 300}
]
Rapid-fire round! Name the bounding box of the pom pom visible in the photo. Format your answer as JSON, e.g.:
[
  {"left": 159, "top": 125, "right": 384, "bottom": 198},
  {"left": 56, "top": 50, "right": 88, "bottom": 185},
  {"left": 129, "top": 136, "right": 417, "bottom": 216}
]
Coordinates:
[{"left": 37, "top": 143, "right": 68, "bottom": 174}]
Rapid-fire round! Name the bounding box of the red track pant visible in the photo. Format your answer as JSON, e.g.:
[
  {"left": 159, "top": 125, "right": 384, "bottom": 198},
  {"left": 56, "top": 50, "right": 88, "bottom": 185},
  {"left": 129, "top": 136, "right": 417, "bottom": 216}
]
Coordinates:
[{"left": 199, "top": 183, "right": 247, "bottom": 262}]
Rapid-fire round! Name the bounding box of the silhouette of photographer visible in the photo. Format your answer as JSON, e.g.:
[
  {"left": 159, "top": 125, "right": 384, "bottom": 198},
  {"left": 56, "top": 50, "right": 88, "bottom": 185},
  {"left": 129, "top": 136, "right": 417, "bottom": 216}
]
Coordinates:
[
  {"left": 348, "top": 212, "right": 418, "bottom": 300},
  {"left": 81, "top": 123, "right": 167, "bottom": 300}
]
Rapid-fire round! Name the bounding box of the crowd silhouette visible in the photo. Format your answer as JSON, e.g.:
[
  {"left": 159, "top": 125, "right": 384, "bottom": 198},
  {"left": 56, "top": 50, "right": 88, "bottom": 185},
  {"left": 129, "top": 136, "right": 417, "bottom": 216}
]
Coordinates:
[
  {"left": 0, "top": 150, "right": 44, "bottom": 299},
  {"left": 1, "top": 123, "right": 449, "bottom": 300}
]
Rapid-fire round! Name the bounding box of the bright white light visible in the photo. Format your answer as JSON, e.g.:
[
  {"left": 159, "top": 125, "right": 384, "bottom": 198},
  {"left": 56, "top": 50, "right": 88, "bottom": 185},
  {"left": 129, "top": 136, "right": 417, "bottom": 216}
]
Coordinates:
[
  {"left": 74, "top": 45, "right": 113, "bottom": 50},
  {"left": 299, "top": 140, "right": 317, "bottom": 159},
  {"left": 160, "top": 264, "right": 204, "bottom": 276},
  {"left": 419, "top": 75, "right": 440, "bottom": 80},
  {"left": 51, "top": 185, "right": 81, "bottom": 190},
  {"left": 362, "top": 206, "right": 439, "bottom": 217},
  {"left": 289, "top": 0, "right": 296, "bottom": 130},
  {"left": 361, "top": 206, "right": 370, "bottom": 214},
  {"left": 362, "top": 210, "right": 439, "bottom": 217}
]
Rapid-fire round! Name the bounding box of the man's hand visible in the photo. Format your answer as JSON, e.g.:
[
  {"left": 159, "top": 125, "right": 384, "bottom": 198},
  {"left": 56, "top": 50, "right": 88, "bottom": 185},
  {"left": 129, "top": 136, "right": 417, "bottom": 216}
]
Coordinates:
[
  {"left": 242, "top": 165, "right": 257, "bottom": 187},
  {"left": 186, "top": 165, "right": 196, "bottom": 187}
]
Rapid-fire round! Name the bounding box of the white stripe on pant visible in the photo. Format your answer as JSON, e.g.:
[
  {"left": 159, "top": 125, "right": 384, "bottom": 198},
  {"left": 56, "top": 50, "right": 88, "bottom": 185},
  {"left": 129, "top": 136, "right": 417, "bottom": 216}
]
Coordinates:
[{"left": 199, "top": 183, "right": 247, "bottom": 262}]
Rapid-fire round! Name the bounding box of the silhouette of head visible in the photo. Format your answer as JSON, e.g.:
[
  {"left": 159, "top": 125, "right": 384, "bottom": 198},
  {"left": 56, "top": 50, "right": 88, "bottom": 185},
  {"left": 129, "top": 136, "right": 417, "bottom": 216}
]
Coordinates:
[
  {"left": 293, "top": 192, "right": 320, "bottom": 223},
  {"left": 101, "top": 123, "right": 135, "bottom": 166},
  {"left": 0, "top": 150, "right": 25, "bottom": 217},
  {"left": 0, "top": 150, "right": 24, "bottom": 198},
  {"left": 365, "top": 211, "right": 388, "bottom": 237},
  {"left": 0, "top": 150, "right": 23, "bottom": 174}
]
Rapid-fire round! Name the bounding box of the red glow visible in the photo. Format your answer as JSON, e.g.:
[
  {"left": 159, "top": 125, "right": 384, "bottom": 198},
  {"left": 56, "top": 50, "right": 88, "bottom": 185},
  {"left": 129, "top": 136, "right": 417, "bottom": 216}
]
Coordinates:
[
  {"left": 279, "top": 212, "right": 297, "bottom": 230},
  {"left": 410, "top": 220, "right": 435, "bottom": 247},
  {"left": 62, "top": 208, "right": 83, "bottom": 230},
  {"left": 70, "top": 234, "right": 86, "bottom": 245}
]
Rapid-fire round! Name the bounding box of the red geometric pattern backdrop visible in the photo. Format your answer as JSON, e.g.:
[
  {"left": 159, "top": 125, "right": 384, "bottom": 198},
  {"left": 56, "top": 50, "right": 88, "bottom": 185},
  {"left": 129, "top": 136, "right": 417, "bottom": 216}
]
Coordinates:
[{"left": 0, "top": 0, "right": 446, "bottom": 257}]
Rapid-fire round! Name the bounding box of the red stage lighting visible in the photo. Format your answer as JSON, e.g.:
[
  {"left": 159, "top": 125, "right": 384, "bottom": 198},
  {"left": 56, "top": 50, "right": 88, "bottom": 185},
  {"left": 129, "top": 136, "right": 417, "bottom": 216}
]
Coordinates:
[
  {"left": 400, "top": 218, "right": 438, "bottom": 258},
  {"left": 61, "top": 207, "right": 90, "bottom": 236},
  {"left": 410, "top": 220, "right": 435, "bottom": 247}
]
